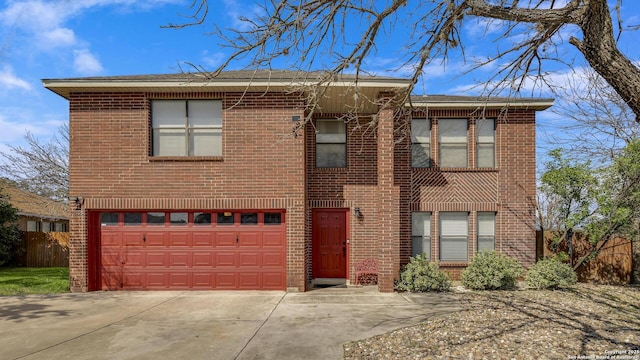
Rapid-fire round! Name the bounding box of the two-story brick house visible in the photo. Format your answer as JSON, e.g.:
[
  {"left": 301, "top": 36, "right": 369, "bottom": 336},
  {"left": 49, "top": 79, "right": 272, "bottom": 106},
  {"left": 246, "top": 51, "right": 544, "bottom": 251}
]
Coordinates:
[{"left": 43, "top": 70, "right": 552, "bottom": 292}]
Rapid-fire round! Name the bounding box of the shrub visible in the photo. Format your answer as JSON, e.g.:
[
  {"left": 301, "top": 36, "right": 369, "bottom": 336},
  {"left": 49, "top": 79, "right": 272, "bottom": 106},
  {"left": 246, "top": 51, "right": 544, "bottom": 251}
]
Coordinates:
[
  {"left": 525, "top": 258, "right": 577, "bottom": 289},
  {"left": 396, "top": 254, "right": 451, "bottom": 292},
  {"left": 461, "top": 251, "right": 524, "bottom": 290}
]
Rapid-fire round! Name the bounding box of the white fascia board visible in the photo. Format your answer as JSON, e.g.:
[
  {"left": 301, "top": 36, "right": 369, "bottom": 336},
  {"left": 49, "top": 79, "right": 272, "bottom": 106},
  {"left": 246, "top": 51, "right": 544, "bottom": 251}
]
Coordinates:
[
  {"left": 42, "top": 79, "right": 411, "bottom": 90},
  {"left": 406, "top": 100, "right": 554, "bottom": 110}
]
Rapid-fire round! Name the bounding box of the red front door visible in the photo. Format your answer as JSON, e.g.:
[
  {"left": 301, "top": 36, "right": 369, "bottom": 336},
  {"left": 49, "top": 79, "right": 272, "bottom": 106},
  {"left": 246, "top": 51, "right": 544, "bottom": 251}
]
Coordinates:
[{"left": 312, "top": 209, "right": 347, "bottom": 278}]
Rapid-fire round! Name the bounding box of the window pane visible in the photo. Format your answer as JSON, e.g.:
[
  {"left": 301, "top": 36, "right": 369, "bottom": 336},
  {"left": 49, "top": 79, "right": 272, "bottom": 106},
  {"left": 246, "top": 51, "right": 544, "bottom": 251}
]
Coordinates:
[
  {"left": 101, "top": 213, "right": 118, "bottom": 226},
  {"left": 440, "top": 144, "right": 467, "bottom": 167},
  {"left": 476, "top": 119, "right": 495, "bottom": 143},
  {"left": 241, "top": 212, "right": 258, "bottom": 225},
  {"left": 439, "top": 119, "right": 467, "bottom": 143},
  {"left": 316, "top": 120, "right": 346, "bottom": 143},
  {"left": 152, "top": 100, "right": 185, "bottom": 127},
  {"left": 316, "top": 143, "right": 346, "bottom": 168},
  {"left": 217, "top": 212, "right": 234, "bottom": 225},
  {"left": 264, "top": 213, "right": 282, "bottom": 225},
  {"left": 440, "top": 212, "right": 468, "bottom": 261},
  {"left": 477, "top": 144, "right": 495, "bottom": 168},
  {"left": 440, "top": 237, "right": 468, "bottom": 261},
  {"left": 411, "top": 119, "right": 430, "bottom": 143},
  {"left": 190, "top": 129, "right": 222, "bottom": 156},
  {"left": 154, "top": 129, "right": 186, "bottom": 156},
  {"left": 124, "top": 213, "right": 142, "bottom": 226},
  {"left": 412, "top": 212, "right": 431, "bottom": 259},
  {"left": 478, "top": 212, "right": 495, "bottom": 251},
  {"left": 188, "top": 100, "right": 222, "bottom": 127},
  {"left": 170, "top": 212, "right": 188, "bottom": 225},
  {"left": 412, "top": 143, "right": 430, "bottom": 167},
  {"left": 194, "top": 212, "right": 211, "bottom": 225},
  {"left": 147, "top": 212, "right": 165, "bottom": 225},
  {"left": 27, "top": 221, "right": 38, "bottom": 232}
]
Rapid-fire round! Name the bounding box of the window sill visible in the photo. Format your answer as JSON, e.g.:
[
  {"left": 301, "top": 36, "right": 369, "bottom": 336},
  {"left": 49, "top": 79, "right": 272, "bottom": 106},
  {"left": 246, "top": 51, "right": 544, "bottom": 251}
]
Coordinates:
[
  {"left": 438, "top": 262, "right": 469, "bottom": 267},
  {"left": 314, "top": 167, "right": 348, "bottom": 171},
  {"left": 413, "top": 167, "right": 498, "bottom": 173},
  {"left": 148, "top": 156, "right": 224, "bottom": 162}
]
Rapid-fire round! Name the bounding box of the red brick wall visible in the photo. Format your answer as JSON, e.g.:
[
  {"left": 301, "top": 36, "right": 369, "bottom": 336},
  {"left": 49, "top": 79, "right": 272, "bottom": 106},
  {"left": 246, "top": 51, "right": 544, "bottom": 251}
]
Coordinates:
[
  {"left": 68, "top": 91, "right": 307, "bottom": 291},
  {"left": 408, "top": 108, "right": 537, "bottom": 273},
  {"left": 69, "top": 90, "right": 538, "bottom": 292}
]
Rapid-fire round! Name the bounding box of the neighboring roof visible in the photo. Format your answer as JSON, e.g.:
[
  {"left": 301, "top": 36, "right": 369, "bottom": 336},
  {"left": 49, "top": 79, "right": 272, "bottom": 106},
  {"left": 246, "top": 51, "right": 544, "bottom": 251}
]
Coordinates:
[
  {"left": 0, "top": 181, "right": 68, "bottom": 221},
  {"left": 409, "top": 95, "right": 554, "bottom": 110}
]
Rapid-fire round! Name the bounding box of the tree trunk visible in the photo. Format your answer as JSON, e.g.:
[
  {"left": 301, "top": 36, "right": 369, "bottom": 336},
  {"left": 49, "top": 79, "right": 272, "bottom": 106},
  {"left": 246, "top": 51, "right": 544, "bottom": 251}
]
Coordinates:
[{"left": 572, "top": 0, "right": 640, "bottom": 121}]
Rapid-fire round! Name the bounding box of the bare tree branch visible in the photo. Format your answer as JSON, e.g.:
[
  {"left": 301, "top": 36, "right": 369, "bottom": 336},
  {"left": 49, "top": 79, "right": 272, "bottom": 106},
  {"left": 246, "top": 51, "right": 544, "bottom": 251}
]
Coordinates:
[{"left": 0, "top": 123, "right": 69, "bottom": 201}]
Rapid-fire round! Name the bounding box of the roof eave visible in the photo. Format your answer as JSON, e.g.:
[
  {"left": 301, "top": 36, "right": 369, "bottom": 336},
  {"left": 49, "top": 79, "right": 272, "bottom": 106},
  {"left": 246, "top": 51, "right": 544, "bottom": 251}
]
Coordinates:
[
  {"left": 42, "top": 78, "right": 412, "bottom": 100},
  {"left": 407, "top": 99, "right": 554, "bottom": 111}
]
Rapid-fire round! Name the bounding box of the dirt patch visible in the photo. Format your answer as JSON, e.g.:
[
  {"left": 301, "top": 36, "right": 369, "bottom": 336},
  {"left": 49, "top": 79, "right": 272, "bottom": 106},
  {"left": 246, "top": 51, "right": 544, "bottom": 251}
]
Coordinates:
[{"left": 344, "top": 284, "right": 640, "bottom": 359}]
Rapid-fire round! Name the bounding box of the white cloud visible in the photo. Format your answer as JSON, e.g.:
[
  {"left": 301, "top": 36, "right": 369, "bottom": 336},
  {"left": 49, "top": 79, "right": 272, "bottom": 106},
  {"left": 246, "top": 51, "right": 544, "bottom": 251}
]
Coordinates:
[
  {"left": 73, "top": 49, "right": 104, "bottom": 75},
  {"left": 39, "top": 28, "right": 77, "bottom": 49},
  {"left": 0, "top": 65, "right": 32, "bottom": 91}
]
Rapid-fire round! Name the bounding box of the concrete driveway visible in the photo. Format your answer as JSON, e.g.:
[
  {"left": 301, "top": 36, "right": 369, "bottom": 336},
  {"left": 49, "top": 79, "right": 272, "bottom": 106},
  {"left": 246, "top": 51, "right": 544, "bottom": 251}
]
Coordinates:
[{"left": 0, "top": 287, "right": 461, "bottom": 360}]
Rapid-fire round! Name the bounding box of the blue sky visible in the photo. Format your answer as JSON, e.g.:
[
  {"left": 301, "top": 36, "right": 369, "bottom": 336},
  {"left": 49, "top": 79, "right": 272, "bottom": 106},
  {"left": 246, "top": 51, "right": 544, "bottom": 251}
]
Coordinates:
[{"left": 1, "top": 0, "right": 639, "bottom": 165}]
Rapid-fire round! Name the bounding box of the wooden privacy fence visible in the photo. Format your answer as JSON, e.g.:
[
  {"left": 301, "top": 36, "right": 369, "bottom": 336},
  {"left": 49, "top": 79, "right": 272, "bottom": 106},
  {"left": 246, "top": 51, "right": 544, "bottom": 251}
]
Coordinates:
[
  {"left": 536, "top": 230, "right": 633, "bottom": 285},
  {"left": 16, "top": 232, "right": 69, "bottom": 267}
]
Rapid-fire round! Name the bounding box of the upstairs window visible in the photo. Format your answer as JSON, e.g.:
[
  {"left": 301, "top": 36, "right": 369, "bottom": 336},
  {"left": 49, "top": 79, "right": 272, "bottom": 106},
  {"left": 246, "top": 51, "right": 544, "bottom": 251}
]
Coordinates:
[
  {"left": 477, "top": 119, "right": 495, "bottom": 168},
  {"left": 438, "top": 119, "right": 468, "bottom": 168},
  {"left": 151, "top": 100, "right": 222, "bottom": 157},
  {"left": 316, "top": 119, "right": 346, "bottom": 168},
  {"left": 411, "top": 119, "right": 431, "bottom": 168}
]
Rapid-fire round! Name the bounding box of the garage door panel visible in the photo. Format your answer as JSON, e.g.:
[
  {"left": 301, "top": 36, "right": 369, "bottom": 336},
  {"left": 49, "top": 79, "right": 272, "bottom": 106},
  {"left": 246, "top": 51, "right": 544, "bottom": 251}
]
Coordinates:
[
  {"left": 169, "top": 273, "right": 189, "bottom": 287},
  {"left": 238, "top": 232, "right": 260, "bottom": 247},
  {"left": 262, "top": 273, "right": 286, "bottom": 289},
  {"left": 124, "top": 251, "right": 144, "bottom": 266},
  {"left": 193, "top": 273, "right": 214, "bottom": 288},
  {"left": 98, "top": 210, "right": 286, "bottom": 290},
  {"left": 124, "top": 271, "right": 145, "bottom": 289},
  {"left": 216, "top": 232, "right": 236, "bottom": 247},
  {"left": 216, "top": 273, "right": 238, "bottom": 288},
  {"left": 263, "top": 232, "right": 284, "bottom": 247},
  {"left": 238, "top": 252, "right": 260, "bottom": 266},
  {"left": 263, "top": 252, "right": 285, "bottom": 267},
  {"left": 101, "top": 232, "right": 121, "bottom": 246},
  {"left": 123, "top": 232, "right": 144, "bottom": 246},
  {"left": 215, "top": 252, "right": 236, "bottom": 266},
  {"left": 193, "top": 232, "right": 214, "bottom": 246},
  {"left": 238, "top": 273, "right": 260, "bottom": 288},
  {"left": 168, "top": 232, "right": 190, "bottom": 247},
  {"left": 145, "top": 232, "right": 166, "bottom": 247},
  {"left": 146, "top": 273, "right": 169, "bottom": 288},
  {"left": 192, "top": 252, "right": 214, "bottom": 266},
  {"left": 169, "top": 252, "right": 190, "bottom": 267},
  {"left": 146, "top": 252, "right": 168, "bottom": 267},
  {"left": 101, "top": 250, "right": 121, "bottom": 266}
]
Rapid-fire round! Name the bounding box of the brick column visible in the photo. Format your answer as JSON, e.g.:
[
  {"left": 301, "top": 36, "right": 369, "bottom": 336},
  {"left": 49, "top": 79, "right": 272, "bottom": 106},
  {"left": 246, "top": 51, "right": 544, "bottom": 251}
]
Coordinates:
[{"left": 377, "top": 95, "right": 401, "bottom": 292}]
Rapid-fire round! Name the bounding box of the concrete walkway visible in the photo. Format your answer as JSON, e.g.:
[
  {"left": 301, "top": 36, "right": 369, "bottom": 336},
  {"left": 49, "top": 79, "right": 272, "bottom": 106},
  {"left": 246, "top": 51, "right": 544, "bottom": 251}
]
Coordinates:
[{"left": 0, "top": 287, "right": 461, "bottom": 360}]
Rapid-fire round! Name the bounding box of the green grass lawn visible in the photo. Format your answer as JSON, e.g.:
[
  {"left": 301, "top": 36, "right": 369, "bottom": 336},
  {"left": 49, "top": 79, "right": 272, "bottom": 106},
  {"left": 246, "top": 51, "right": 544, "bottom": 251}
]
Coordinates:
[{"left": 0, "top": 267, "right": 69, "bottom": 295}]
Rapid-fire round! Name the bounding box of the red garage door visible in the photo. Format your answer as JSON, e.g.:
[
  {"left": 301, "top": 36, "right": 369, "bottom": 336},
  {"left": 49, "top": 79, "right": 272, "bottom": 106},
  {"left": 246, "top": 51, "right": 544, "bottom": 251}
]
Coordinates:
[{"left": 95, "top": 211, "right": 286, "bottom": 290}]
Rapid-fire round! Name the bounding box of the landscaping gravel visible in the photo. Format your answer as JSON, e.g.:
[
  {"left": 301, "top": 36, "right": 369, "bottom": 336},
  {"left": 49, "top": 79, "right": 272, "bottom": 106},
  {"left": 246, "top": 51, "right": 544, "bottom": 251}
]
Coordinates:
[{"left": 344, "top": 284, "right": 640, "bottom": 359}]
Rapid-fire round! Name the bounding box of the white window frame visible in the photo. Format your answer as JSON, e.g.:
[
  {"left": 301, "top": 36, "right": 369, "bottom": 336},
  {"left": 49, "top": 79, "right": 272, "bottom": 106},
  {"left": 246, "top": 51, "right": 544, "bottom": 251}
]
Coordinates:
[
  {"left": 477, "top": 212, "right": 496, "bottom": 252},
  {"left": 439, "top": 212, "right": 469, "bottom": 261},
  {"left": 151, "top": 100, "right": 222, "bottom": 157},
  {"left": 411, "top": 119, "right": 431, "bottom": 168},
  {"left": 476, "top": 118, "right": 496, "bottom": 168},
  {"left": 439, "top": 119, "right": 468, "bottom": 168},
  {"left": 315, "top": 119, "right": 347, "bottom": 168},
  {"left": 412, "top": 212, "right": 431, "bottom": 259}
]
